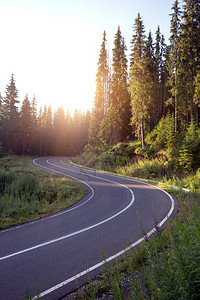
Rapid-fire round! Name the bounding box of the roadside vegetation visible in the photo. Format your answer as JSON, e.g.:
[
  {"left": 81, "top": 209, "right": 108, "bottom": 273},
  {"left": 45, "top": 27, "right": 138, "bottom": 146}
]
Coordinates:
[
  {"left": 0, "top": 156, "right": 86, "bottom": 229},
  {"left": 69, "top": 122, "right": 200, "bottom": 299},
  {"left": 68, "top": 189, "right": 199, "bottom": 299}
]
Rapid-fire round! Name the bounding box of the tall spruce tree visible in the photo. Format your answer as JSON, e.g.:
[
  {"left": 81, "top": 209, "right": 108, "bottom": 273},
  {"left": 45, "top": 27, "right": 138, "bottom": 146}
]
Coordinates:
[
  {"left": 145, "top": 31, "right": 156, "bottom": 76},
  {"left": 111, "top": 26, "right": 131, "bottom": 142},
  {"left": 144, "top": 31, "right": 158, "bottom": 127},
  {"left": 102, "top": 26, "right": 131, "bottom": 145},
  {"left": 194, "top": 71, "right": 200, "bottom": 122},
  {"left": 130, "top": 14, "right": 154, "bottom": 149},
  {"left": 53, "top": 107, "right": 67, "bottom": 155},
  {"left": 20, "top": 94, "right": 32, "bottom": 154},
  {"left": 2, "top": 74, "right": 19, "bottom": 152},
  {"left": 30, "top": 95, "right": 38, "bottom": 154},
  {"left": 155, "top": 26, "right": 167, "bottom": 117},
  {"left": 155, "top": 26, "right": 161, "bottom": 109},
  {"left": 180, "top": 0, "right": 200, "bottom": 120},
  {"left": 160, "top": 34, "right": 168, "bottom": 117},
  {"left": 89, "top": 31, "right": 109, "bottom": 147},
  {"left": 168, "top": 0, "right": 182, "bottom": 132}
]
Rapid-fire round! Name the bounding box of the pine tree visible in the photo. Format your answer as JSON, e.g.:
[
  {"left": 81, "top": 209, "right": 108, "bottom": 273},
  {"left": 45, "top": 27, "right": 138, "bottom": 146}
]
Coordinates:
[
  {"left": 31, "top": 95, "right": 37, "bottom": 129},
  {"left": 37, "top": 107, "right": 43, "bottom": 155},
  {"left": 44, "top": 105, "right": 54, "bottom": 155},
  {"left": 180, "top": 0, "right": 200, "bottom": 120},
  {"left": 130, "top": 14, "right": 145, "bottom": 67},
  {"left": 168, "top": 0, "right": 182, "bottom": 132},
  {"left": 160, "top": 34, "right": 168, "bottom": 117},
  {"left": 104, "top": 26, "right": 131, "bottom": 144},
  {"left": 144, "top": 31, "right": 158, "bottom": 126},
  {"left": 89, "top": 31, "right": 110, "bottom": 147},
  {"left": 130, "top": 14, "right": 154, "bottom": 149},
  {"left": 65, "top": 108, "right": 74, "bottom": 154},
  {"left": 145, "top": 31, "right": 156, "bottom": 76},
  {"left": 20, "top": 94, "right": 32, "bottom": 154},
  {"left": 2, "top": 74, "right": 19, "bottom": 152},
  {"left": 154, "top": 26, "right": 167, "bottom": 117},
  {"left": 53, "top": 107, "right": 67, "bottom": 155},
  {"left": 155, "top": 26, "right": 161, "bottom": 106},
  {"left": 30, "top": 95, "right": 38, "bottom": 155},
  {"left": 194, "top": 71, "right": 200, "bottom": 123}
]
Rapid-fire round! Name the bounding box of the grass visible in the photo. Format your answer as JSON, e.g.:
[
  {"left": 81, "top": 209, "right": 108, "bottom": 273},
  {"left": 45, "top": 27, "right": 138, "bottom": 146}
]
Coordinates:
[
  {"left": 0, "top": 156, "right": 86, "bottom": 229},
  {"left": 68, "top": 146, "right": 200, "bottom": 299},
  {"left": 66, "top": 189, "right": 199, "bottom": 300}
]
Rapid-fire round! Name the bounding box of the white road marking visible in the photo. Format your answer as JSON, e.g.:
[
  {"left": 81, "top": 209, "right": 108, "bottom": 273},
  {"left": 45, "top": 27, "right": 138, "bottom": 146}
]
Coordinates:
[
  {"left": 0, "top": 159, "right": 95, "bottom": 234},
  {"left": 32, "top": 159, "right": 175, "bottom": 299},
  {"left": 0, "top": 158, "right": 135, "bottom": 261},
  {"left": 0, "top": 158, "right": 175, "bottom": 299}
]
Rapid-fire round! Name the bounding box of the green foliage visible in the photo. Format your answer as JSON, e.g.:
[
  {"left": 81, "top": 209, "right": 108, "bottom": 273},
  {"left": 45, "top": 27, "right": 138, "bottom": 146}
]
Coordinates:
[
  {"left": 89, "top": 31, "right": 110, "bottom": 147},
  {"left": 99, "top": 153, "right": 129, "bottom": 170},
  {"left": 136, "top": 193, "right": 200, "bottom": 299},
  {"left": 179, "top": 121, "right": 200, "bottom": 172},
  {"left": 146, "top": 114, "right": 176, "bottom": 155},
  {"left": 194, "top": 71, "right": 200, "bottom": 107},
  {"left": 0, "top": 157, "right": 86, "bottom": 229},
  {"left": 72, "top": 189, "right": 200, "bottom": 299},
  {"left": 0, "top": 76, "right": 90, "bottom": 156},
  {"left": 109, "top": 142, "right": 135, "bottom": 157},
  {"left": 117, "top": 157, "right": 166, "bottom": 179}
]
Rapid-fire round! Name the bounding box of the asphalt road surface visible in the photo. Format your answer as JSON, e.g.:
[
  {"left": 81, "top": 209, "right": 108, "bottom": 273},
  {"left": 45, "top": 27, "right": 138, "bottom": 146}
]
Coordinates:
[{"left": 0, "top": 157, "right": 175, "bottom": 299}]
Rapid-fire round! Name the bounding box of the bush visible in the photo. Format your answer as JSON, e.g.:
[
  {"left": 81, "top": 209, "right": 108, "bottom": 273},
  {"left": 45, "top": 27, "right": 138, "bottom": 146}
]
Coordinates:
[
  {"left": 179, "top": 121, "right": 200, "bottom": 172},
  {"left": 99, "top": 153, "right": 130, "bottom": 169},
  {"left": 146, "top": 114, "right": 176, "bottom": 153}
]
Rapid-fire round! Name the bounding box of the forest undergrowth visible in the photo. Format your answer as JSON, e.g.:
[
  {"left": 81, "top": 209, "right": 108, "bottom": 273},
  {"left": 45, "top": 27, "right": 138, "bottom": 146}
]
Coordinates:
[{"left": 69, "top": 134, "right": 200, "bottom": 299}]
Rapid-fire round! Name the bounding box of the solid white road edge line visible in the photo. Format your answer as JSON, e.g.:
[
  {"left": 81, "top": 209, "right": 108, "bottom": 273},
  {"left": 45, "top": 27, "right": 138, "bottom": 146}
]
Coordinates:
[
  {"left": 32, "top": 158, "right": 175, "bottom": 299},
  {"left": 0, "top": 159, "right": 95, "bottom": 234},
  {"left": 0, "top": 158, "right": 135, "bottom": 261},
  {"left": 67, "top": 160, "right": 190, "bottom": 193}
]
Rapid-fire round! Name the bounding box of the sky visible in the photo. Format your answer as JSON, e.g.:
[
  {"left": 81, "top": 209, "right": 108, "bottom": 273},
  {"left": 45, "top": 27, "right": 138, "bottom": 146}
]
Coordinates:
[{"left": 0, "top": 0, "right": 184, "bottom": 114}]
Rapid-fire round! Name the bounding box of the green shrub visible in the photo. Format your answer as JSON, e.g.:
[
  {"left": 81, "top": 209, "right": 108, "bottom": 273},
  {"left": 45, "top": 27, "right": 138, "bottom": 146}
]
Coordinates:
[
  {"left": 99, "top": 153, "right": 130, "bottom": 169},
  {"left": 179, "top": 121, "right": 200, "bottom": 172},
  {"left": 146, "top": 114, "right": 176, "bottom": 152},
  {"left": 117, "top": 158, "right": 166, "bottom": 179}
]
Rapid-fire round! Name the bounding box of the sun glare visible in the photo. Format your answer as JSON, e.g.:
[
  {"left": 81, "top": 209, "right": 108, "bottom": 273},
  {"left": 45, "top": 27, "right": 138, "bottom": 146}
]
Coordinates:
[{"left": 0, "top": 8, "right": 97, "bottom": 113}]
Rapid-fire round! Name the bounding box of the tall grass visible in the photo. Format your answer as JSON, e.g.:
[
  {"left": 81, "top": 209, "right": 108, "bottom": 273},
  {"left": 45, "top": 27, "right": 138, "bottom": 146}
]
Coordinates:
[
  {"left": 70, "top": 146, "right": 200, "bottom": 300},
  {"left": 117, "top": 158, "right": 166, "bottom": 179},
  {"left": 71, "top": 149, "right": 200, "bottom": 299},
  {"left": 0, "top": 156, "right": 86, "bottom": 229},
  {"left": 69, "top": 191, "right": 199, "bottom": 299}
]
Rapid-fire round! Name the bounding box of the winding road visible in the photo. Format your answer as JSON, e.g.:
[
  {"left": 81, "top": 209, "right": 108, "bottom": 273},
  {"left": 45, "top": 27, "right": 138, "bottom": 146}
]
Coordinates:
[{"left": 0, "top": 158, "right": 175, "bottom": 299}]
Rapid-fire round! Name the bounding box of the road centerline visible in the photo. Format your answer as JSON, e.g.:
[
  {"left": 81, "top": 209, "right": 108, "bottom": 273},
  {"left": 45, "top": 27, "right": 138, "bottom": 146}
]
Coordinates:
[{"left": 0, "top": 158, "right": 135, "bottom": 262}]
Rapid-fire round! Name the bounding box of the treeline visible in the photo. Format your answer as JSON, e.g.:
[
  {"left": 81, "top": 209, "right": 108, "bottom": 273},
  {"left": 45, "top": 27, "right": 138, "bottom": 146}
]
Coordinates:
[
  {"left": 0, "top": 0, "right": 199, "bottom": 161},
  {"left": 89, "top": 0, "right": 200, "bottom": 151},
  {"left": 0, "top": 74, "right": 90, "bottom": 156}
]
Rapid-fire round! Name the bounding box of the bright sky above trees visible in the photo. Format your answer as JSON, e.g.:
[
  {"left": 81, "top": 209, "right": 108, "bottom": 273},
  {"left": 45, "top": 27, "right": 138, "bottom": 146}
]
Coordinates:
[{"left": 0, "top": 0, "right": 183, "bottom": 113}]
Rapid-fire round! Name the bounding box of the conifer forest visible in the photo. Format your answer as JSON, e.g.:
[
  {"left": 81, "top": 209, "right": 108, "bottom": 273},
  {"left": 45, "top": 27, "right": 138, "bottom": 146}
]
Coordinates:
[
  {"left": 0, "top": 74, "right": 90, "bottom": 156},
  {"left": 89, "top": 0, "right": 200, "bottom": 172},
  {"left": 0, "top": 0, "right": 199, "bottom": 172}
]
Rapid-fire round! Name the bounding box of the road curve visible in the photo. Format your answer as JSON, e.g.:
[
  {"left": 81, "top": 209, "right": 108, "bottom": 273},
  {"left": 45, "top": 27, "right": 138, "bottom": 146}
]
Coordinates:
[{"left": 0, "top": 157, "right": 175, "bottom": 300}]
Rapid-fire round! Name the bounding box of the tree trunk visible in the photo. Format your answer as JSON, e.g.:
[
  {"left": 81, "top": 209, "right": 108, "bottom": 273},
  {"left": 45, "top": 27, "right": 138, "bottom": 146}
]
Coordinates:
[
  {"left": 141, "top": 117, "right": 145, "bottom": 150},
  {"left": 175, "top": 69, "right": 178, "bottom": 133},
  {"left": 190, "top": 71, "right": 194, "bottom": 120}
]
